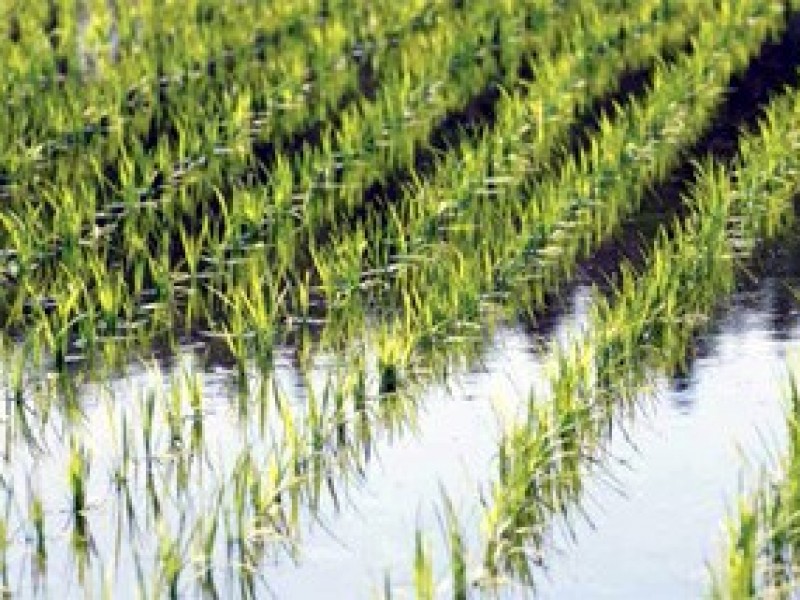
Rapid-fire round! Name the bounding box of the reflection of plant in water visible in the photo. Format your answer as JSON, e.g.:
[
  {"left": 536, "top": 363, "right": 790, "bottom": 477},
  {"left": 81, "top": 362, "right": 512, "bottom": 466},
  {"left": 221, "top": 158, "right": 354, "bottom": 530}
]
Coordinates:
[
  {"left": 68, "top": 436, "right": 92, "bottom": 583},
  {"left": 0, "top": 516, "right": 8, "bottom": 595}
]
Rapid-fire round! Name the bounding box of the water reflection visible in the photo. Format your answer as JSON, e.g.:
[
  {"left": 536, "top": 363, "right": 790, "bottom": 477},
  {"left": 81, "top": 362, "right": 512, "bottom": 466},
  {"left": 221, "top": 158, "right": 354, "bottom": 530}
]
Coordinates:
[{"left": 0, "top": 278, "right": 584, "bottom": 599}]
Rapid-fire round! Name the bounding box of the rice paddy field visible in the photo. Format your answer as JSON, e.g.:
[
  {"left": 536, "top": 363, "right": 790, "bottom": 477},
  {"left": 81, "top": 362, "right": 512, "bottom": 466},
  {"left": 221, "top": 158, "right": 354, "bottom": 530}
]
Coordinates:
[{"left": 6, "top": 0, "right": 800, "bottom": 598}]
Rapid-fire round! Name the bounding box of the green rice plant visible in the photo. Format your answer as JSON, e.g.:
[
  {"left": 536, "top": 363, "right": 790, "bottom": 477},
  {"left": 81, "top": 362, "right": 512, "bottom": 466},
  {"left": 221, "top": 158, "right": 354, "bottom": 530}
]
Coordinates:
[
  {"left": 712, "top": 497, "right": 761, "bottom": 598},
  {"left": 414, "top": 528, "right": 435, "bottom": 600},
  {"left": 29, "top": 490, "right": 46, "bottom": 573}
]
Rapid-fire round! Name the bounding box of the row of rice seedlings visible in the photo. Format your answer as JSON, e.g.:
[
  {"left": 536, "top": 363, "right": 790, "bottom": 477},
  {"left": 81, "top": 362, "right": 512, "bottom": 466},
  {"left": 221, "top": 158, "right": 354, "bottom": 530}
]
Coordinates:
[
  {"left": 154, "top": 0, "right": 591, "bottom": 332},
  {"left": 0, "top": 1, "right": 585, "bottom": 373},
  {"left": 397, "top": 0, "right": 790, "bottom": 322},
  {"left": 0, "top": 0, "right": 465, "bottom": 338},
  {"left": 2, "top": 3, "right": 470, "bottom": 271},
  {"left": 390, "top": 0, "right": 702, "bottom": 230},
  {"left": 296, "top": 3, "right": 692, "bottom": 239},
  {"left": 0, "top": 0, "right": 438, "bottom": 192},
  {"left": 168, "top": 0, "right": 597, "bottom": 324},
  {"left": 474, "top": 64, "right": 800, "bottom": 591}
]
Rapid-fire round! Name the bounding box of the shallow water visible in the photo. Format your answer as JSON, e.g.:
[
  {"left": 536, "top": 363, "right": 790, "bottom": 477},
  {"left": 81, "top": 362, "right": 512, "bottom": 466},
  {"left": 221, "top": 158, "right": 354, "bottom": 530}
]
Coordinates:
[
  {"left": 0, "top": 283, "right": 590, "bottom": 598},
  {"left": 1, "top": 251, "right": 798, "bottom": 598}
]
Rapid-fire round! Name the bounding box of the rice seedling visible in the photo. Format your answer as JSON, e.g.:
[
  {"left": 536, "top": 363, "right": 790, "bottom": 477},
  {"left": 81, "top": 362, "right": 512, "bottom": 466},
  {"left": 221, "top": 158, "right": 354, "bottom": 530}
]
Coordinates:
[
  {"left": 0, "top": 0, "right": 580, "bottom": 362},
  {"left": 414, "top": 528, "right": 435, "bottom": 600}
]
